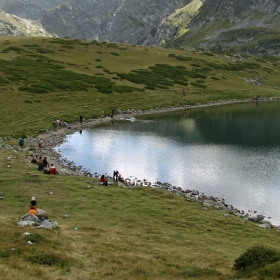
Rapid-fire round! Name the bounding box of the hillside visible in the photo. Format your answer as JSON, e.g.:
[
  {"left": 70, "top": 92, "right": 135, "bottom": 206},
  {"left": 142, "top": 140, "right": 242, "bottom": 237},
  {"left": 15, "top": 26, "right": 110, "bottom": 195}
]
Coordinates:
[
  {"left": 0, "top": 36, "right": 280, "bottom": 138},
  {"left": 0, "top": 0, "right": 280, "bottom": 56},
  {"left": 1, "top": 37, "right": 280, "bottom": 279}
]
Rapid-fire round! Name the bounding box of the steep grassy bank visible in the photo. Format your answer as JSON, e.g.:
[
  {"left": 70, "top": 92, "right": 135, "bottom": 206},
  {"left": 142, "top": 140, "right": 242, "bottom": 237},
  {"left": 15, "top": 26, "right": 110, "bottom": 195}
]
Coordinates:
[{"left": 1, "top": 37, "right": 280, "bottom": 279}]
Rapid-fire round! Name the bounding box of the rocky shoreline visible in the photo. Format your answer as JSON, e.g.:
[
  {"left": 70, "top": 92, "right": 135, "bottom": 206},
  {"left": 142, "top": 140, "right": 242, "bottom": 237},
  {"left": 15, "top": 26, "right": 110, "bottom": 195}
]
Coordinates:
[{"left": 24, "top": 97, "right": 280, "bottom": 229}]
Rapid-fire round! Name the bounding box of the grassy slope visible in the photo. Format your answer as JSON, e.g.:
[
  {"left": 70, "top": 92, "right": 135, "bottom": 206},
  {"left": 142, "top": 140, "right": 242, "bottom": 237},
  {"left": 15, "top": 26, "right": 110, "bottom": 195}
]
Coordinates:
[
  {"left": 1, "top": 146, "right": 280, "bottom": 280},
  {"left": 0, "top": 36, "right": 279, "bottom": 138},
  {"left": 1, "top": 37, "right": 280, "bottom": 279}
]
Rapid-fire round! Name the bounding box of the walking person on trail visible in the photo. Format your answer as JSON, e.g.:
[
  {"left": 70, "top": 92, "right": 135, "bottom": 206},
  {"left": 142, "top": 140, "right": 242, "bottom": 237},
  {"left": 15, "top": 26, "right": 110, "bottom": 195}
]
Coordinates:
[{"left": 19, "top": 138, "right": 24, "bottom": 149}]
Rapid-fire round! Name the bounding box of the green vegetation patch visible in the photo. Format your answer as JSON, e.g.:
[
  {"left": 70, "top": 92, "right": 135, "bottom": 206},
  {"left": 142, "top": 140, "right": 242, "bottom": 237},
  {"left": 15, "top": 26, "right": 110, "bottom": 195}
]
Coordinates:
[
  {"left": 1, "top": 46, "right": 24, "bottom": 53},
  {"left": 234, "top": 245, "right": 280, "bottom": 277},
  {"left": 49, "top": 38, "right": 78, "bottom": 45},
  {"left": 27, "top": 250, "right": 74, "bottom": 267},
  {"left": 117, "top": 64, "right": 204, "bottom": 90},
  {"left": 190, "top": 82, "right": 207, "bottom": 89},
  {"left": 0, "top": 55, "right": 119, "bottom": 94}
]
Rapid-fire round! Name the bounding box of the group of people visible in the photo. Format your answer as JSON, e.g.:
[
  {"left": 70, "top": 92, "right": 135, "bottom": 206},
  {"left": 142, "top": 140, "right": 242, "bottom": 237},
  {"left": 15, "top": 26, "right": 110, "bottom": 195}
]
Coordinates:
[
  {"left": 98, "top": 170, "right": 124, "bottom": 186},
  {"left": 30, "top": 155, "right": 61, "bottom": 175},
  {"left": 113, "top": 170, "right": 124, "bottom": 182},
  {"left": 53, "top": 119, "right": 71, "bottom": 129}
]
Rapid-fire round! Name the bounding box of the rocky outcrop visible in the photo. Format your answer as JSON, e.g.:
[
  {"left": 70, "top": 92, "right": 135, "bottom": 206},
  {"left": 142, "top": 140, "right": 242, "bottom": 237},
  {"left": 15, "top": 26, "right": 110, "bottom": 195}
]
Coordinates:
[
  {"left": 41, "top": 0, "right": 191, "bottom": 45},
  {"left": 0, "top": 0, "right": 67, "bottom": 20},
  {"left": 0, "top": 10, "right": 52, "bottom": 37},
  {"left": 172, "top": 0, "right": 280, "bottom": 56}
]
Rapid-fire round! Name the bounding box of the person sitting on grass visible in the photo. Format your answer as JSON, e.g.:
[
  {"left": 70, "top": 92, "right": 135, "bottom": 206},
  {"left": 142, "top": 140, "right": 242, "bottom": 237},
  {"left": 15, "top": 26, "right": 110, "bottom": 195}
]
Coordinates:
[
  {"left": 118, "top": 173, "right": 124, "bottom": 182},
  {"left": 38, "top": 162, "right": 45, "bottom": 171},
  {"left": 28, "top": 206, "right": 38, "bottom": 216},
  {"left": 99, "top": 174, "right": 108, "bottom": 186},
  {"left": 43, "top": 157, "right": 49, "bottom": 168},
  {"left": 60, "top": 166, "right": 68, "bottom": 176},
  {"left": 30, "top": 156, "right": 38, "bottom": 164},
  {"left": 64, "top": 122, "right": 71, "bottom": 129},
  {"left": 49, "top": 164, "right": 59, "bottom": 175},
  {"left": 53, "top": 120, "right": 57, "bottom": 129},
  {"left": 37, "top": 156, "right": 42, "bottom": 165}
]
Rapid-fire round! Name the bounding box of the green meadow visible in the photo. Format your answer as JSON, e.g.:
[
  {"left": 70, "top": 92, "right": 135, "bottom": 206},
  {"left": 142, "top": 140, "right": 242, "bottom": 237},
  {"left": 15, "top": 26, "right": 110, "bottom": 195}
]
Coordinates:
[
  {"left": 1, "top": 36, "right": 280, "bottom": 279},
  {"left": 0, "top": 36, "right": 279, "bottom": 137}
]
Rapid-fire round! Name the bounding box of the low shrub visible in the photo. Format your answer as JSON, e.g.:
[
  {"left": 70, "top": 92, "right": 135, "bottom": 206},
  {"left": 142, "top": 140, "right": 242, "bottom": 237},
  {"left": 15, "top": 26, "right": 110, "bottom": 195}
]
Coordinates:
[
  {"left": 234, "top": 246, "right": 280, "bottom": 273},
  {"left": 27, "top": 251, "right": 72, "bottom": 267},
  {"left": 190, "top": 82, "right": 207, "bottom": 89},
  {"left": 145, "top": 85, "right": 155, "bottom": 90},
  {"left": 260, "top": 261, "right": 280, "bottom": 279},
  {"left": 35, "top": 48, "right": 55, "bottom": 54},
  {"left": 24, "top": 233, "right": 45, "bottom": 243},
  {"left": 191, "top": 63, "right": 201, "bottom": 67},
  {"left": 2, "top": 46, "right": 24, "bottom": 53}
]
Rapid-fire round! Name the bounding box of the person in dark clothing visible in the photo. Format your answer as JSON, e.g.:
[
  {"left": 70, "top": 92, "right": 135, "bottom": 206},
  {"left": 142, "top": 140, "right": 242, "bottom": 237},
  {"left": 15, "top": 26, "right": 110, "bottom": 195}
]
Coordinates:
[
  {"left": 53, "top": 120, "right": 57, "bottom": 129},
  {"left": 30, "top": 156, "right": 38, "bottom": 164},
  {"left": 113, "top": 170, "right": 119, "bottom": 182},
  {"left": 43, "top": 157, "right": 49, "bottom": 168},
  {"left": 19, "top": 138, "right": 24, "bottom": 149},
  {"left": 80, "top": 115, "right": 83, "bottom": 123},
  {"left": 38, "top": 162, "right": 44, "bottom": 171},
  {"left": 30, "top": 197, "right": 37, "bottom": 209}
]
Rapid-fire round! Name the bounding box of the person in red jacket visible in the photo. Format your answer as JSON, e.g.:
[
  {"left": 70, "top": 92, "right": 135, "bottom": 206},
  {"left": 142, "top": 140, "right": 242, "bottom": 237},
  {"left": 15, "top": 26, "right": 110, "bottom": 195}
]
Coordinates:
[
  {"left": 99, "top": 174, "right": 108, "bottom": 186},
  {"left": 49, "top": 164, "right": 59, "bottom": 175}
]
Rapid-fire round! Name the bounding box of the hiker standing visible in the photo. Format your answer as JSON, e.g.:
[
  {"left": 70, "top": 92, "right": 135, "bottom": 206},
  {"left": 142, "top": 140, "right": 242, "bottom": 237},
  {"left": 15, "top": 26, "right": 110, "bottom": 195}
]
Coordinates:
[{"left": 19, "top": 138, "right": 24, "bottom": 149}]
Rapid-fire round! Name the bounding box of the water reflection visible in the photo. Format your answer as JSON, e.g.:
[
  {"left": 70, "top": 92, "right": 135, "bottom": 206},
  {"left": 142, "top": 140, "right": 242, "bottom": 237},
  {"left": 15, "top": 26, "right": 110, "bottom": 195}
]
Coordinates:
[{"left": 56, "top": 102, "right": 280, "bottom": 225}]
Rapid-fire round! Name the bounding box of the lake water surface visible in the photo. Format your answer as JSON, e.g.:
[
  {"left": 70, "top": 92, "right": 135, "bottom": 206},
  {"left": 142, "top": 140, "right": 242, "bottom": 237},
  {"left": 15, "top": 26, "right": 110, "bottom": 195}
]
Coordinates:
[{"left": 56, "top": 101, "right": 280, "bottom": 225}]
